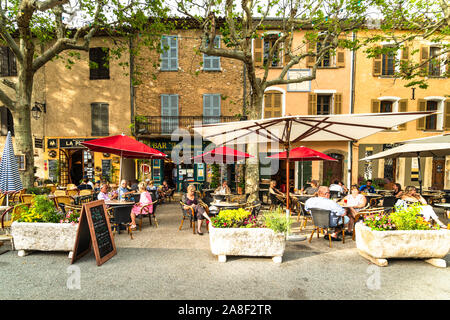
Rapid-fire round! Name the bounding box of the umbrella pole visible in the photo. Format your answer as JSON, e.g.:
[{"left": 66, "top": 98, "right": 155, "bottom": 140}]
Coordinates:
[
  {"left": 417, "top": 152, "right": 423, "bottom": 194},
  {"left": 301, "top": 161, "right": 304, "bottom": 191},
  {"left": 119, "top": 152, "right": 123, "bottom": 184}
]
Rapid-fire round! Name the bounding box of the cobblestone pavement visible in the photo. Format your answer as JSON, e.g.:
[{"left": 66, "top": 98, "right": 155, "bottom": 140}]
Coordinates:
[{"left": 0, "top": 197, "right": 449, "bottom": 300}]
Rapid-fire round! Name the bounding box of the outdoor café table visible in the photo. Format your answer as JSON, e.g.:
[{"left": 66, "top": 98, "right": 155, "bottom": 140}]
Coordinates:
[
  {"left": 290, "top": 193, "right": 315, "bottom": 203},
  {"left": 212, "top": 201, "right": 243, "bottom": 210},
  {"left": 421, "top": 193, "right": 443, "bottom": 205},
  {"left": 362, "top": 193, "right": 382, "bottom": 206},
  {"left": 212, "top": 193, "right": 232, "bottom": 202}
]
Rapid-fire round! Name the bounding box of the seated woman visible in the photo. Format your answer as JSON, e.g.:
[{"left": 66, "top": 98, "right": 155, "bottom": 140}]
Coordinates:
[
  {"left": 396, "top": 186, "right": 446, "bottom": 229},
  {"left": 301, "top": 180, "right": 319, "bottom": 195},
  {"left": 182, "top": 185, "right": 211, "bottom": 235},
  {"left": 215, "top": 180, "right": 231, "bottom": 195},
  {"left": 392, "top": 183, "right": 403, "bottom": 198},
  {"left": 130, "top": 182, "right": 154, "bottom": 229},
  {"left": 269, "top": 180, "right": 284, "bottom": 206},
  {"left": 340, "top": 185, "right": 367, "bottom": 235}
]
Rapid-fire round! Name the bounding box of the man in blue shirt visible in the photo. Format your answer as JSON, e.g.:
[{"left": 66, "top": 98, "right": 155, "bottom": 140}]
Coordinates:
[
  {"left": 359, "top": 179, "right": 375, "bottom": 193},
  {"left": 305, "top": 186, "right": 349, "bottom": 241}
]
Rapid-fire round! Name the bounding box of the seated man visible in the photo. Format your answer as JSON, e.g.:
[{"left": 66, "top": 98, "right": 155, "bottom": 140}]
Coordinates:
[
  {"left": 78, "top": 176, "right": 93, "bottom": 190},
  {"left": 215, "top": 180, "right": 231, "bottom": 195},
  {"left": 304, "top": 186, "right": 350, "bottom": 241},
  {"left": 359, "top": 179, "right": 375, "bottom": 193}
]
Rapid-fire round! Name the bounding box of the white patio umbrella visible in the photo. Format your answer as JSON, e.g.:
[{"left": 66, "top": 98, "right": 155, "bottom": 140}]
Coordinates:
[
  {"left": 193, "top": 112, "right": 434, "bottom": 216},
  {"left": 360, "top": 140, "right": 450, "bottom": 194},
  {"left": 0, "top": 131, "right": 23, "bottom": 206}
]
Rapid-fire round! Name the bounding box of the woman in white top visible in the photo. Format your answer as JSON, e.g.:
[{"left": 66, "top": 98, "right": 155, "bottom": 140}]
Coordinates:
[
  {"left": 340, "top": 185, "right": 367, "bottom": 234},
  {"left": 396, "top": 186, "right": 446, "bottom": 228}
]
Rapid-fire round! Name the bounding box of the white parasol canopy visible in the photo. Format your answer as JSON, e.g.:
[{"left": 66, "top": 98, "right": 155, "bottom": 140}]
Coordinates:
[
  {"left": 360, "top": 143, "right": 450, "bottom": 161},
  {"left": 193, "top": 112, "right": 435, "bottom": 147}
]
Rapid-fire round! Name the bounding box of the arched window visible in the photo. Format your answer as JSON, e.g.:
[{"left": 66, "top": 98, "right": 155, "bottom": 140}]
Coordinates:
[{"left": 0, "top": 106, "right": 14, "bottom": 136}]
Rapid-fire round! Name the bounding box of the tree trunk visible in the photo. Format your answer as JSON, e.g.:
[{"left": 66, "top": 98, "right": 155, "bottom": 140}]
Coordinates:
[
  {"left": 12, "top": 103, "right": 34, "bottom": 189},
  {"left": 245, "top": 92, "right": 263, "bottom": 202}
]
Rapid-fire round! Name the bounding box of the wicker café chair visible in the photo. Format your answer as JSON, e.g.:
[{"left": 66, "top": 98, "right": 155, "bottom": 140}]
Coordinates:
[{"left": 138, "top": 200, "right": 159, "bottom": 231}]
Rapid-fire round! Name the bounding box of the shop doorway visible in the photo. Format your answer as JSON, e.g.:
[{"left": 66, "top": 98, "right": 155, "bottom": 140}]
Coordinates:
[
  {"left": 322, "top": 153, "right": 343, "bottom": 185},
  {"left": 432, "top": 158, "right": 445, "bottom": 190},
  {"left": 163, "top": 160, "right": 176, "bottom": 188},
  {"left": 59, "top": 148, "right": 94, "bottom": 185},
  {"left": 70, "top": 149, "right": 84, "bottom": 185}
]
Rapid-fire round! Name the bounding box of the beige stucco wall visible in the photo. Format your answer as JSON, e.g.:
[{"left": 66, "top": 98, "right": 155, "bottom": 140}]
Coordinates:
[
  {"left": 354, "top": 30, "right": 450, "bottom": 189},
  {"left": 44, "top": 37, "right": 131, "bottom": 138}
]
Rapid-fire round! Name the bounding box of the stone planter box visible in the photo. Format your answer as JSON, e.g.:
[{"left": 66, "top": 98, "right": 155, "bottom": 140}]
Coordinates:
[
  {"left": 355, "top": 222, "right": 450, "bottom": 268},
  {"left": 11, "top": 221, "right": 78, "bottom": 258},
  {"left": 209, "top": 224, "right": 286, "bottom": 263}
]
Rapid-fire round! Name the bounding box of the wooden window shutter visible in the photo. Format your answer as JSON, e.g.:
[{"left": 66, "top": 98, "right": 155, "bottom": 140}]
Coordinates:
[
  {"left": 397, "top": 99, "right": 408, "bottom": 130},
  {"left": 91, "top": 103, "right": 109, "bottom": 136},
  {"left": 7, "top": 48, "right": 17, "bottom": 76},
  {"left": 371, "top": 99, "right": 380, "bottom": 113},
  {"left": 0, "top": 106, "right": 7, "bottom": 135},
  {"left": 336, "top": 48, "right": 345, "bottom": 68},
  {"left": 254, "top": 37, "right": 263, "bottom": 67},
  {"left": 91, "top": 103, "right": 101, "bottom": 135},
  {"left": 400, "top": 46, "right": 409, "bottom": 72},
  {"left": 443, "top": 100, "right": 450, "bottom": 130},
  {"left": 0, "top": 47, "right": 9, "bottom": 76},
  {"left": 372, "top": 47, "right": 382, "bottom": 77},
  {"left": 446, "top": 53, "right": 450, "bottom": 78},
  {"left": 306, "top": 42, "right": 316, "bottom": 68},
  {"left": 264, "top": 92, "right": 273, "bottom": 118},
  {"left": 308, "top": 93, "right": 317, "bottom": 115},
  {"left": 416, "top": 99, "right": 426, "bottom": 130},
  {"left": 100, "top": 103, "right": 109, "bottom": 136},
  {"left": 420, "top": 46, "right": 429, "bottom": 75},
  {"left": 273, "top": 93, "right": 282, "bottom": 117},
  {"left": 334, "top": 93, "right": 342, "bottom": 114}
]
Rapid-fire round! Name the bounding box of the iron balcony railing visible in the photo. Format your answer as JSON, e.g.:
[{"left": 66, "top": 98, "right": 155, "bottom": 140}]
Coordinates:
[{"left": 134, "top": 115, "right": 246, "bottom": 136}]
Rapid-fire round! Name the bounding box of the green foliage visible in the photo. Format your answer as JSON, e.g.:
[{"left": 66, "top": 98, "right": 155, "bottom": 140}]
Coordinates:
[
  {"left": 211, "top": 209, "right": 263, "bottom": 228},
  {"left": 16, "top": 195, "right": 60, "bottom": 223},
  {"left": 26, "top": 187, "right": 51, "bottom": 195},
  {"left": 261, "top": 207, "right": 292, "bottom": 234},
  {"left": 210, "top": 164, "right": 220, "bottom": 189},
  {"left": 390, "top": 203, "right": 435, "bottom": 230}
]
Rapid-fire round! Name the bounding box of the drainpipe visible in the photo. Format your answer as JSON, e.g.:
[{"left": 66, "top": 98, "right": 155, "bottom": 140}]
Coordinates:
[
  {"left": 348, "top": 31, "right": 357, "bottom": 186},
  {"left": 129, "top": 37, "right": 135, "bottom": 132}
]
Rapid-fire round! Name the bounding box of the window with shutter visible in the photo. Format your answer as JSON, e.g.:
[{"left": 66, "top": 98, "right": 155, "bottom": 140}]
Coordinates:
[
  {"left": 372, "top": 46, "right": 382, "bottom": 77},
  {"left": 316, "top": 95, "right": 331, "bottom": 115},
  {"left": 316, "top": 42, "right": 331, "bottom": 68},
  {"left": 336, "top": 48, "right": 345, "bottom": 68},
  {"left": 381, "top": 46, "right": 396, "bottom": 76},
  {"left": 444, "top": 101, "right": 450, "bottom": 130},
  {"left": 371, "top": 99, "right": 380, "bottom": 113},
  {"left": 308, "top": 93, "right": 317, "bottom": 115},
  {"left": 89, "top": 47, "right": 110, "bottom": 80},
  {"left": 263, "top": 36, "right": 281, "bottom": 67},
  {"left": 425, "top": 100, "right": 438, "bottom": 130},
  {"left": 306, "top": 41, "right": 316, "bottom": 68},
  {"left": 263, "top": 91, "right": 282, "bottom": 118},
  {"left": 161, "top": 94, "right": 179, "bottom": 133},
  {"left": 334, "top": 93, "right": 342, "bottom": 114},
  {"left": 416, "top": 99, "right": 427, "bottom": 130},
  {"left": 203, "top": 36, "right": 221, "bottom": 71},
  {"left": 0, "top": 107, "right": 15, "bottom": 136},
  {"left": 428, "top": 47, "right": 442, "bottom": 77},
  {"left": 203, "top": 94, "right": 221, "bottom": 124},
  {"left": 161, "top": 36, "right": 178, "bottom": 71},
  {"left": 397, "top": 99, "right": 408, "bottom": 130},
  {"left": 91, "top": 103, "right": 109, "bottom": 136},
  {"left": 254, "top": 37, "right": 263, "bottom": 67},
  {"left": 420, "top": 46, "right": 429, "bottom": 75},
  {"left": 0, "top": 46, "right": 17, "bottom": 77}
]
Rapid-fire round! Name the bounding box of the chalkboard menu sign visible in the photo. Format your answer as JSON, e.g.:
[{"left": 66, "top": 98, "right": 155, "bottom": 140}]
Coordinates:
[
  {"left": 71, "top": 200, "right": 116, "bottom": 266},
  {"left": 102, "top": 159, "right": 111, "bottom": 179}
]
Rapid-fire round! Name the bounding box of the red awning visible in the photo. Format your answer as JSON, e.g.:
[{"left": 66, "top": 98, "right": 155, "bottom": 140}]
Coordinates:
[
  {"left": 81, "top": 134, "right": 167, "bottom": 159},
  {"left": 267, "top": 146, "right": 337, "bottom": 161},
  {"left": 192, "top": 146, "right": 253, "bottom": 163}
]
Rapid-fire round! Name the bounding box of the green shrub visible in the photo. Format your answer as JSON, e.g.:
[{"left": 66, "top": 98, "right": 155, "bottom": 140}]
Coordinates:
[
  {"left": 262, "top": 207, "right": 292, "bottom": 234},
  {"left": 390, "top": 203, "right": 434, "bottom": 230}
]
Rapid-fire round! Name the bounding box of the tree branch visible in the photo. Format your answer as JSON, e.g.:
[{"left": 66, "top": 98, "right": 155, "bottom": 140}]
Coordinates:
[
  {"left": 0, "top": 86, "right": 15, "bottom": 110},
  {"left": 1, "top": 78, "right": 17, "bottom": 91}
]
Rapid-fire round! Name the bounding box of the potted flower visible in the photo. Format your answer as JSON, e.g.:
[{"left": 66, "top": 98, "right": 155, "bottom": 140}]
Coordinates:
[
  {"left": 209, "top": 207, "right": 290, "bottom": 263},
  {"left": 355, "top": 203, "right": 450, "bottom": 268},
  {"left": 10, "top": 195, "right": 80, "bottom": 258}
]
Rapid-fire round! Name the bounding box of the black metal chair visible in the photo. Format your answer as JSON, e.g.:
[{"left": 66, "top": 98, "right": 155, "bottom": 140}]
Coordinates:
[
  {"left": 308, "top": 208, "right": 345, "bottom": 248},
  {"left": 382, "top": 196, "right": 397, "bottom": 214},
  {"left": 179, "top": 200, "right": 197, "bottom": 234},
  {"left": 329, "top": 190, "right": 341, "bottom": 199},
  {"left": 109, "top": 205, "right": 133, "bottom": 239},
  {"left": 138, "top": 200, "right": 159, "bottom": 231},
  {"left": 245, "top": 200, "right": 262, "bottom": 217}
]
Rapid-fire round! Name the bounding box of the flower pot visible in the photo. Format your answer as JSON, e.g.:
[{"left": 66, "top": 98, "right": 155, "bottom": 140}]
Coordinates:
[
  {"left": 355, "top": 222, "right": 450, "bottom": 268},
  {"left": 11, "top": 221, "right": 78, "bottom": 258},
  {"left": 237, "top": 187, "right": 243, "bottom": 195},
  {"left": 209, "top": 224, "right": 286, "bottom": 263}
]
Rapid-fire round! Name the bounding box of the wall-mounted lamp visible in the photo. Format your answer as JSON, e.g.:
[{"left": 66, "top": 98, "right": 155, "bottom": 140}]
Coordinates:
[
  {"left": 31, "top": 102, "right": 46, "bottom": 120},
  {"left": 411, "top": 88, "right": 416, "bottom": 100}
]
